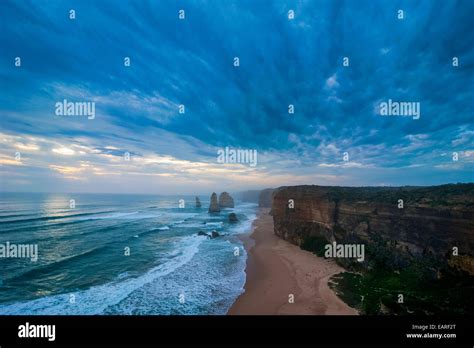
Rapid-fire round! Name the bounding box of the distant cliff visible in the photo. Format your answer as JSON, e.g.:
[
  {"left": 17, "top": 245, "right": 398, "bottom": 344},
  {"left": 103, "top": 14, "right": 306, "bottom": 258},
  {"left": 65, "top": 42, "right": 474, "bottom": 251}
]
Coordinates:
[
  {"left": 271, "top": 184, "right": 474, "bottom": 275},
  {"left": 239, "top": 190, "right": 261, "bottom": 203},
  {"left": 258, "top": 188, "right": 275, "bottom": 208},
  {"left": 235, "top": 189, "right": 275, "bottom": 207}
]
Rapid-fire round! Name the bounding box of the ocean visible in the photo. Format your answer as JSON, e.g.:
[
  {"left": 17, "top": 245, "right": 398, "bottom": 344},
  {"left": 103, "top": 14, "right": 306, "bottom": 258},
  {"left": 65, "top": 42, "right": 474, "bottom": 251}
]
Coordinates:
[{"left": 0, "top": 192, "right": 257, "bottom": 315}]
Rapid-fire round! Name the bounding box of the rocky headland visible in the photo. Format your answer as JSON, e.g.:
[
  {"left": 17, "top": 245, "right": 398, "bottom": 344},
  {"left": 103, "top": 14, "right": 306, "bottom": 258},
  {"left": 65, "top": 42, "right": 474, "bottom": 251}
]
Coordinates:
[{"left": 268, "top": 183, "right": 474, "bottom": 314}]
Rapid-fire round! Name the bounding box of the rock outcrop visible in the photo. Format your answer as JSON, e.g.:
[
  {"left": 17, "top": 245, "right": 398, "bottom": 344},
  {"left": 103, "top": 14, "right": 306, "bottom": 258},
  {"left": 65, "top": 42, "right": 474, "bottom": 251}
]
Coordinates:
[
  {"left": 228, "top": 213, "right": 238, "bottom": 223},
  {"left": 208, "top": 192, "right": 220, "bottom": 213},
  {"left": 271, "top": 184, "right": 474, "bottom": 275},
  {"left": 219, "top": 192, "right": 234, "bottom": 208},
  {"left": 195, "top": 196, "right": 201, "bottom": 208},
  {"left": 197, "top": 230, "right": 221, "bottom": 239}
]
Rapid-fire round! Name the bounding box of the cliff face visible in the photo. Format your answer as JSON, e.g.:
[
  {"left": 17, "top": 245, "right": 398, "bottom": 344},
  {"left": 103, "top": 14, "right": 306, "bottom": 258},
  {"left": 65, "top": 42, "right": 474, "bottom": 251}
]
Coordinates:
[{"left": 272, "top": 184, "right": 474, "bottom": 275}]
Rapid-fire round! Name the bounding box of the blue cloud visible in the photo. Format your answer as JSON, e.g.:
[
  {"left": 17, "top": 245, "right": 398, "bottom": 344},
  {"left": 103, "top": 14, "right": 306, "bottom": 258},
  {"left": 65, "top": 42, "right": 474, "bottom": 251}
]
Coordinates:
[{"left": 0, "top": 0, "right": 473, "bottom": 192}]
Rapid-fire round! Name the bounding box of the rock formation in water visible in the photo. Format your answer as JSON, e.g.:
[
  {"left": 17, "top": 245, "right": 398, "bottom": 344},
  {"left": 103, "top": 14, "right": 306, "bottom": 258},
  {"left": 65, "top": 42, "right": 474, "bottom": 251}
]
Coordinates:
[
  {"left": 271, "top": 184, "right": 474, "bottom": 275},
  {"left": 197, "top": 230, "right": 220, "bottom": 239},
  {"left": 228, "top": 212, "right": 238, "bottom": 223},
  {"left": 195, "top": 196, "right": 202, "bottom": 208},
  {"left": 208, "top": 192, "right": 220, "bottom": 213},
  {"left": 219, "top": 192, "right": 234, "bottom": 208}
]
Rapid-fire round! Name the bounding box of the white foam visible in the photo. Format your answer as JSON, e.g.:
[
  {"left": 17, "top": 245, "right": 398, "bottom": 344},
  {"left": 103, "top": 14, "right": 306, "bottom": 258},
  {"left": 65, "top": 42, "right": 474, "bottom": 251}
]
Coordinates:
[
  {"left": 0, "top": 235, "right": 204, "bottom": 315},
  {"left": 229, "top": 213, "right": 256, "bottom": 235},
  {"left": 76, "top": 211, "right": 139, "bottom": 220},
  {"left": 177, "top": 222, "right": 223, "bottom": 229},
  {"left": 74, "top": 211, "right": 198, "bottom": 222},
  {"left": 203, "top": 222, "right": 223, "bottom": 227},
  {"left": 171, "top": 220, "right": 185, "bottom": 225}
]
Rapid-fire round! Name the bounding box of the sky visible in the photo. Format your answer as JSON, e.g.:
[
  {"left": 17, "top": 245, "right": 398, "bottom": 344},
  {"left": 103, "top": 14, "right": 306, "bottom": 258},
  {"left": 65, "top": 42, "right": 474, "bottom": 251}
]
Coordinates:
[{"left": 0, "top": 0, "right": 473, "bottom": 194}]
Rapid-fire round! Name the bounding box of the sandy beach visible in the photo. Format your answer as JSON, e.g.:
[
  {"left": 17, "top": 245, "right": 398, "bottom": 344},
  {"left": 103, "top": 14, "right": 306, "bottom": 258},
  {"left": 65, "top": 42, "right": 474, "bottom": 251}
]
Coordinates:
[{"left": 228, "top": 208, "right": 358, "bottom": 315}]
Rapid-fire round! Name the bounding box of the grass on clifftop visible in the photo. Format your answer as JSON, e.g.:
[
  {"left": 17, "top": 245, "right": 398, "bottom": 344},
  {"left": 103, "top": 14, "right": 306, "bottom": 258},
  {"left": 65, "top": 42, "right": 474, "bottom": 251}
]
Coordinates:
[
  {"left": 327, "top": 265, "right": 474, "bottom": 315},
  {"left": 301, "top": 235, "right": 474, "bottom": 315}
]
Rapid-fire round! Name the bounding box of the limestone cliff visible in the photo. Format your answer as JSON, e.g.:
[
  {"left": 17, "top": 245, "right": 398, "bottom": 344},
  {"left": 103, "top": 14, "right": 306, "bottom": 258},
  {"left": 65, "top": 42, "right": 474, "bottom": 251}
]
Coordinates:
[{"left": 271, "top": 184, "right": 474, "bottom": 275}]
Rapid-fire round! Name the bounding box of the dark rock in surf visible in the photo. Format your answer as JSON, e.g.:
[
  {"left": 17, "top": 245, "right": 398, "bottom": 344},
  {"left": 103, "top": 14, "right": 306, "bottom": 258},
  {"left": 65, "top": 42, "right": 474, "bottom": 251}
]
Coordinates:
[
  {"left": 228, "top": 213, "right": 238, "bottom": 223},
  {"left": 198, "top": 231, "right": 209, "bottom": 237}
]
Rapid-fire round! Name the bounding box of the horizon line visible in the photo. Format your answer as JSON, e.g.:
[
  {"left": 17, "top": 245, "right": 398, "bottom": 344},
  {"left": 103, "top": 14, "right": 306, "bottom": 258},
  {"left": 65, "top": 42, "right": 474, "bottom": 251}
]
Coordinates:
[{"left": 1, "top": 182, "right": 473, "bottom": 196}]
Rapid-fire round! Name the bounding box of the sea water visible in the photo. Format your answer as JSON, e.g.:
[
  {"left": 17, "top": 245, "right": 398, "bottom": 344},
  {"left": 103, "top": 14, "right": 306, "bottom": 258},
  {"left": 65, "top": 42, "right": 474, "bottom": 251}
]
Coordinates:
[{"left": 0, "top": 192, "right": 257, "bottom": 315}]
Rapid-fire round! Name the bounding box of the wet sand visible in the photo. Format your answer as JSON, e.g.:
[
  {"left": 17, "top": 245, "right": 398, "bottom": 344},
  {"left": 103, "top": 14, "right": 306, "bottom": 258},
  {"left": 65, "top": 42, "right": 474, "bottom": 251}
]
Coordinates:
[{"left": 228, "top": 208, "right": 358, "bottom": 315}]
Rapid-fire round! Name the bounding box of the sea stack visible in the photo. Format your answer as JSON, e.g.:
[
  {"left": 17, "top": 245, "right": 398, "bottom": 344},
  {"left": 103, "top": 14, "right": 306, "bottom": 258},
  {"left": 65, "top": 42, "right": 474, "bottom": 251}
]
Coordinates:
[
  {"left": 208, "top": 192, "right": 220, "bottom": 213},
  {"left": 219, "top": 192, "right": 234, "bottom": 208},
  {"left": 228, "top": 212, "right": 238, "bottom": 223},
  {"left": 195, "top": 196, "right": 202, "bottom": 208}
]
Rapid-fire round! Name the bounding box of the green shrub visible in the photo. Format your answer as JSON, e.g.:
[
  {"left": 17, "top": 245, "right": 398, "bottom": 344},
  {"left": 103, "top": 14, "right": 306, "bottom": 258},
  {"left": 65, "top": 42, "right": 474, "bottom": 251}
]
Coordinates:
[{"left": 301, "top": 235, "right": 328, "bottom": 257}]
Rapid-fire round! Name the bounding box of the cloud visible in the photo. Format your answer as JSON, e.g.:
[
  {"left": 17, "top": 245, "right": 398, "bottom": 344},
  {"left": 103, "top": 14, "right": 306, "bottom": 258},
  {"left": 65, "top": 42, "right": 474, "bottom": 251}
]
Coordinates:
[
  {"left": 0, "top": 0, "right": 473, "bottom": 192},
  {"left": 325, "top": 73, "right": 339, "bottom": 89},
  {"left": 52, "top": 147, "right": 75, "bottom": 156},
  {"left": 14, "top": 143, "right": 40, "bottom": 151},
  {"left": 452, "top": 128, "right": 474, "bottom": 147}
]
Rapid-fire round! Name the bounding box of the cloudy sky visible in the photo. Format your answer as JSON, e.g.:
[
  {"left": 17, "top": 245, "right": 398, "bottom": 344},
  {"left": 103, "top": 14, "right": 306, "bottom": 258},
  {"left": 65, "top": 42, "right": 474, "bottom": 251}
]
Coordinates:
[{"left": 0, "top": 0, "right": 473, "bottom": 194}]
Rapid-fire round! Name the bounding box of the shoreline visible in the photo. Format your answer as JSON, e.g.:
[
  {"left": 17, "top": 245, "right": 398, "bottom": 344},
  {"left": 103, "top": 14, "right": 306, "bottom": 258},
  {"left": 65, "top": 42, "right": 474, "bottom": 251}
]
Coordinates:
[{"left": 228, "top": 208, "right": 358, "bottom": 315}]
